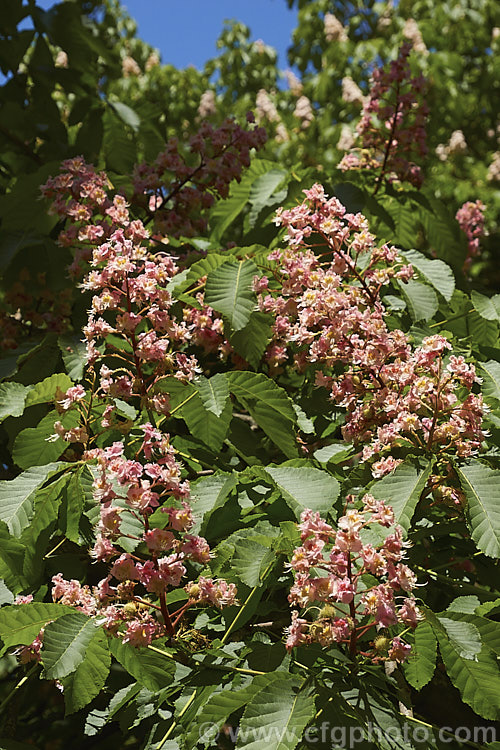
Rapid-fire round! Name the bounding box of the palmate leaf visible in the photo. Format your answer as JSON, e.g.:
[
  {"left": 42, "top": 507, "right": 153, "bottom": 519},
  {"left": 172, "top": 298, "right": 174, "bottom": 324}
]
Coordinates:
[
  {"left": 444, "top": 610, "right": 500, "bottom": 658},
  {"left": 471, "top": 290, "right": 500, "bottom": 322},
  {"left": 401, "top": 249, "right": 455, "bottom": 301},
  {"left": 20, "top": 472, "right": 70, "bottom": 583},
  {"left": 58, "top": 469, "right": 85, "bottom": 543},
  {"left": 403, "top": 621, "right": 437, "bottom": 690},
  {"left": 0, "top": 580, "right": 14, "bottom": 605},
  {"left": 231, "top": 537, "right": 276, "bottom": 587},
  {"left": 181, "top": 374, "right": 232, "bottom": 452},
  {"left": 210, "top": 159, "right": 280, "bottom": 241},
  {"left": 369, "top": 459, "right": 433, "bottom": 533},
  {"left": 426, "top": 608, "right": 500, "bottom": 720},
  {"left": 0, "top": 602, "right": 71, "bottom": 651},
  {"left": 109, "top": 639, "right": 176, "bottom": 692},
  {"left": 189, "top": 472, "right": 238, "bottom": 534},
  {"left": 419, "top": 199, "right": 463, "bottom": 268},
  {"left": 0, "top": 382, "right": 31, "bottom": 421},
  {"left": 236, "top": 674, "right": 315, "bottom": 750},
  {"left": 58, "top": 334, "right": 87, "bottom": 381},
  {"left": 479, "top": 360, "right": 500, "bottom": 402},
  {"left": 455, "top": 460, "right": 500, "bottom": 558},
  {"left": 437, "top": 639, "right": 500, "bottom": 720},
  {"left": 174, "top": 254, "right": 230, "bottom": 293},
  {"left": 12, "top": 409, "right": 79, "bottom": 470},
  {"left": 398, "top": 280, "right": 438, "bottom": 322},
  {"left": 61, "top": 628, "right": 111, "bottom": 715},
  {"left": 437, "top": 616, "right": 481, "bottom": 660},
  {"left": 204, "top": 259, "right": 258, "bottom": 332},
  {"left": 185, "top": 673, "right": 284, "bottom": 749},
  {"left": 0, "top": 462, "right": 62, "bottom": 536},
  {"left": 263, "top": 466, "right": 340, "bottom": 519},
  {"left": 384, "top": 200, "right": 418, "bottom": 248},
  {"left": 194, "top": 373, "right": 229, "bottom": 417},
  {"left": 248, "top": 168, "right": 288, "bottom": 228},
  {"left": 225, "top": 372, "right": 298, "bottom": 458},
  {"left": 229, "top": 311, "right": 273, "bottom": 369},
  {"left": 23, "top": 372, "right": 72, "bottom": 408},
  {"left": 446, "top": 596, "right": 481, "bottom": 614},
  {"left": 42, "top": 612, "right": 100, "bottom": 680},
  {"left": 0, "top": 521, "right": 27, "bottom": 593}
]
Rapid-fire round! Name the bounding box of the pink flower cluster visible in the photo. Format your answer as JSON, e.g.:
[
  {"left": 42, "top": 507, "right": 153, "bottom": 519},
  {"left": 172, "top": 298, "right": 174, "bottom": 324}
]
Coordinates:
[
  {"left": 338, "top": 43, "right": 428, "bottom": 189},
  {"left": 285, "top": 498, "right": 422, "bottom": 662},
  {"left": 41, "top": 157, "right": 150, "bottom": 278},
  {"left": 17, "top": 420, "right": 237, "bottom": 653},
  {"left": 257, "top": 185, "right": 486, "bottom": 477},
  {"left": 455, "top": 200, "right": 486, "bottom": 272},
  {"left": 41, "top": 115, "right": 265, "bottom": 277},
  {"left": 132, "top": 115, "right": 266, "bottom": 238},
  {"left": 43, "top": 163, "right": 236, "bottom": 398}
]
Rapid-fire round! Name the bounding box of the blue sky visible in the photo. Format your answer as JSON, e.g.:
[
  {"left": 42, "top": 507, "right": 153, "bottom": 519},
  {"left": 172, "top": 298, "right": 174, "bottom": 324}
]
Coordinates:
[{"left": 33, "top": 0, "right": 298, "bottom": 71}]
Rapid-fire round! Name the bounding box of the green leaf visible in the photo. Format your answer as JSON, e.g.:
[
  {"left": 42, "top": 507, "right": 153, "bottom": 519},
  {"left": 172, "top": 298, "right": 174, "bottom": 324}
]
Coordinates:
[
  {"left": 103, "top": 110, "right": 136, "bottom": 173},
  {"left": 333, "top": 182, "right": 366, "bottom": 213},
  {"left": 437, "top": 639, "right": 500, "bottom": 720},
  {"left": 210, "top": 159, "right": 278, "bottom": 241},
  {"left": 0, "top": 602, "right": 71, "bottom": 650},
  {"left": 20, "top": 473, "right": 69, "bottom": 580},
  {"left": 248, "top": 168, "right": 288, "bottom": 228},
  {"left": 419, "top": 200, "right": 463, "bottom": 268},
  {"left": 190, "top": 472, "right": 238, "bottom": 534},
  {"left": 42, "top": 612, "right": 99, "bottom": 680},
  {"left": 313, "top": 442, "right": 352, "bottom": 464},
  {"left": 0, "top": 521, "right": 27, "bottom": 592},
  {"left": 186, "top": 673, "right": 284, "bottom": 749},
  {"left": 385, "top": 200, "right": 418, "bottom": 248},
  {"left": 403, "top": 621, "right": 437, "bottom": 690},
  {"left": 0, "top": 382, "right": 31, "bottom": 421},
  {"left": 58, "top": 470, "right": 85, "bottom": 543},
  {"left": 205, "top": 259, "right": 258, "bottom": 332},
  {"left": 24, "top": 373, "right": 72, "bottom": 408},
  {"left": 0, "top": 580, "right": 14, "bottom": 605},
  {"left": 264, "top": 466, "right": 340, "bottom": 519},
  {"left": 476, "top": 598, "right": 500, "bottom": 617},
  {"left": 471, "top": 291, "right": 500, "bottom": 322},
  {"left": 236, "top": 674, "right": 315, "bottom": 750},
  {"left": 401, "top": 249, "right": 455, "bottom": 301},
  {"left": 436, "top": 616, "right": 481, "bottom": 660},
  {"left": 479, "top": 360, "right": 500, "bottom": 402},
  {"left": 108, "top": 100, "right": 141, "bottom": 132},
  {"left": 229, "top": 311, "right": 273, "bottom": 368},
  {"left": 193, "top": 373, "right": 229, "bottom": 417},
  {"left": 61, "top": 628, "right": 111, "bottom": 715},
  {"left": 426, "top": 608, "right": 500, "bottom": 719},
  {"left": 58, "top": 335, "right": 87, "bottom": 381},
  {"left": 232, "top": 537, "right": 276, "bottom": 587},
  {"left": 0, "top": 463, "right": 62, "bottom": 536},
  {"left": 446, "top": 596, "right": 481, "bottom": 614},
  {"left": 444, "top": 610, "right": 500, "bottom": 659},
  {"left": 109, "top": 639, "right": 176, "bottom": 692},
  {"left": 182, "top": 375, "right": 232, "bottom": 452},
  {"left": 0, "top": 231, "right": 40, "bottom": 275},
  {"left": 456, "top": 460, "right": 500, "bottom": 558},
  {"left": 369, "top": 459, "right": 433, "bottom": 533},
  {"left": 12, "top": 409, "right": 78, "bottom": 469},
  {"left": 398, "top": 280, "right": 439, "bottom": 322},
  {"left": 180, "top": 254, "right": 230, "bottom": 291},
  {"left": 113, "top": 398, "right": 137, "bottom": 421},
  {"left": 225, "top": 372, "right": 298, "bottom": 458}
]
